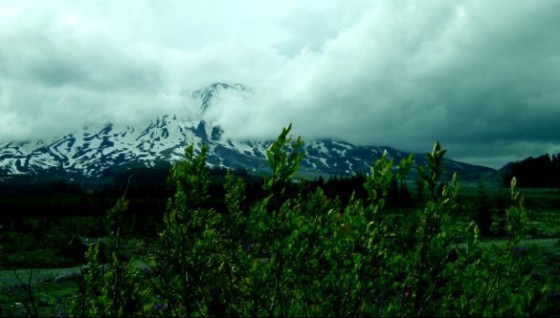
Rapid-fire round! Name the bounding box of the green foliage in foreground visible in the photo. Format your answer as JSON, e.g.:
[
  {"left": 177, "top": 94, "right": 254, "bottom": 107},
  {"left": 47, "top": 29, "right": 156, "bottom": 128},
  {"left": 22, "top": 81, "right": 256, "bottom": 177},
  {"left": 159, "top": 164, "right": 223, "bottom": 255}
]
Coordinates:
[{"left": 4, "top": 125, "right": 560, "bottom": 316}]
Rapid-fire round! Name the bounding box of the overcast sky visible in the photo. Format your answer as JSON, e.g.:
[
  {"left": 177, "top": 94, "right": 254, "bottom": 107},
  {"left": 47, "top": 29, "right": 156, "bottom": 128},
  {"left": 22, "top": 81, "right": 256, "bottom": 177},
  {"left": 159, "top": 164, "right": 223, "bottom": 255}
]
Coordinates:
[{"left": 1, "top": 0, "right": 559, "bottom": 169}]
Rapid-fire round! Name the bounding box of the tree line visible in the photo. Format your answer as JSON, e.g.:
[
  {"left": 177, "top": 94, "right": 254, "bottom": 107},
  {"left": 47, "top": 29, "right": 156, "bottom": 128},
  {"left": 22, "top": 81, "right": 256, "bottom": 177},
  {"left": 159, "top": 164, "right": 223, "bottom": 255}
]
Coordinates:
[{"left": 502, "top": 153, "right": 560, "bottom": 187}]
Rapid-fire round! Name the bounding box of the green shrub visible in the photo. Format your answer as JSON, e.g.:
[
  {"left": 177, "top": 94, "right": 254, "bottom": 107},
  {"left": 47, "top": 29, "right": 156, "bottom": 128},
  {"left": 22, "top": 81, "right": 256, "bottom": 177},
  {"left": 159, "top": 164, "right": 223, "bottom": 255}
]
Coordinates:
[{"left": 55, "top": 125, "right": 554, "bottom": 317}]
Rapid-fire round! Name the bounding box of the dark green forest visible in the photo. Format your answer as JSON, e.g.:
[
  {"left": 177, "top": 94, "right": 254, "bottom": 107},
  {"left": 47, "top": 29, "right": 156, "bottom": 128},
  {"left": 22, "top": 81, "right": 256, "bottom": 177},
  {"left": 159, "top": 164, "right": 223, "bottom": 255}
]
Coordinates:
[
  {"left": 1, "top": 125, "right": 560, "bottom": 316},
  {"left": 502, "top": 153, "right": 560, "bottom": 187}
]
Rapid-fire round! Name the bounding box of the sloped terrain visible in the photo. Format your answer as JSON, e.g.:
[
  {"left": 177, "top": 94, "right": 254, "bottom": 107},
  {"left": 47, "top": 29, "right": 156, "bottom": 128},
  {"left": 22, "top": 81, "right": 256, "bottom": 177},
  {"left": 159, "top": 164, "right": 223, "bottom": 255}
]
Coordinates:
[{"left": 0, "top": 83, "right": 494, "bottom": 180}]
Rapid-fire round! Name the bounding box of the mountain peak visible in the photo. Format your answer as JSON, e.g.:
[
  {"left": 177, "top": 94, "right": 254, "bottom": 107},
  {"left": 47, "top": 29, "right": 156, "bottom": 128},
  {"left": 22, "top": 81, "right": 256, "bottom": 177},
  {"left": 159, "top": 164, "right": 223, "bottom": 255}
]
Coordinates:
[
  {"left": 0, "top": 82, "right": 494, "bottom": 181},
  {"left": 192, "top": 82, "right": 252, "bottom": 113}
]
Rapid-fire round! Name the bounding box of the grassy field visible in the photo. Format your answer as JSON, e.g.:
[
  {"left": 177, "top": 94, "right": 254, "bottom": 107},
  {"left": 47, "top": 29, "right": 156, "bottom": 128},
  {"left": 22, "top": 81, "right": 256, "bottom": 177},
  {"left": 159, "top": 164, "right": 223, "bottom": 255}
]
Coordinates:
[{"left": 0, "top": 267, "right": 82, "bottom": 316}]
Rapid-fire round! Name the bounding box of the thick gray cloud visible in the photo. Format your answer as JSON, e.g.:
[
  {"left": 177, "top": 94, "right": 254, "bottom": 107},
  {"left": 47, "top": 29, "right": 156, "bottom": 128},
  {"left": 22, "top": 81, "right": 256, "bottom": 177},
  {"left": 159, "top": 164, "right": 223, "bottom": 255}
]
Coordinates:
[{"left": 1, "top": 0, "right": 559, "bottom": 168}]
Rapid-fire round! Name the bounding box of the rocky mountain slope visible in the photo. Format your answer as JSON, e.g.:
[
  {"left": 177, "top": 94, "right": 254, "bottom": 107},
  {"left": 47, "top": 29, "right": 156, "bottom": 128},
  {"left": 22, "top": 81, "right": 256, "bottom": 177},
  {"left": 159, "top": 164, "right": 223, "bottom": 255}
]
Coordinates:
[{"left": 0, "top": 83, "right": 494, "bottom": 180}]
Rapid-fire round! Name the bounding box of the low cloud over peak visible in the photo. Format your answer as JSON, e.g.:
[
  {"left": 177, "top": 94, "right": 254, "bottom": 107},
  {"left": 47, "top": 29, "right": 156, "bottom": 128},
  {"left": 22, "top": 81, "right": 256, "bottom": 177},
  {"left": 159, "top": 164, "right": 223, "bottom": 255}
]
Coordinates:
[{"left": 1, "top": 0, "right": 559, "bottom": 169}]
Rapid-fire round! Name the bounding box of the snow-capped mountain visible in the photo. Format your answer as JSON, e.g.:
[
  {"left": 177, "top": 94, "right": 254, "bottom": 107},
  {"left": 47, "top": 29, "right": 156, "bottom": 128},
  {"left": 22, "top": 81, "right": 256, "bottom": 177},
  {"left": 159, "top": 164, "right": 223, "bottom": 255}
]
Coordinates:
[
  {"left": 192, "top": 82, "right": 252, "bottom": 114},
  {"left": 0, "top": 83, "right": 494, "bottom": 179}
]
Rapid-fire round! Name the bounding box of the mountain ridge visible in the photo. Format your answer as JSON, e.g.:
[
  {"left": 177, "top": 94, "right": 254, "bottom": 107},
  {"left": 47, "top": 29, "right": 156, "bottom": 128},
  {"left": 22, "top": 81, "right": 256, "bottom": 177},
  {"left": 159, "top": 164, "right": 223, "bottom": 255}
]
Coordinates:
[{"left": 0, "top": 83, "right": 495, "bottom": 181}]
